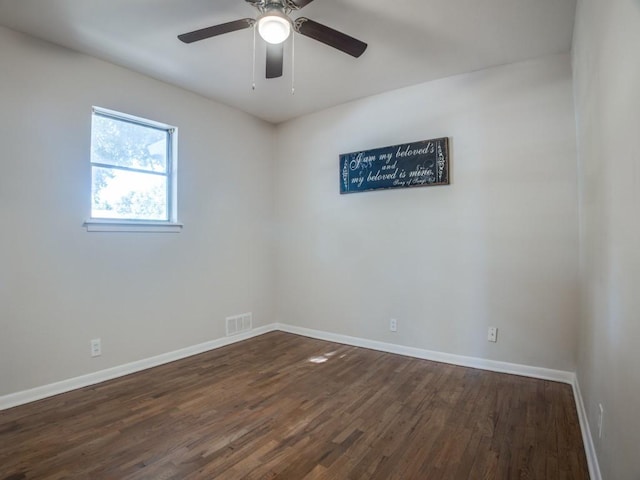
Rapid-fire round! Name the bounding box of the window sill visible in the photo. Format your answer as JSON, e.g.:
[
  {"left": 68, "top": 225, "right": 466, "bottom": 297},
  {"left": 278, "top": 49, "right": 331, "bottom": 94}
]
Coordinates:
[{"left": 84, "top": 220, "right": 183, "bottom": 233}]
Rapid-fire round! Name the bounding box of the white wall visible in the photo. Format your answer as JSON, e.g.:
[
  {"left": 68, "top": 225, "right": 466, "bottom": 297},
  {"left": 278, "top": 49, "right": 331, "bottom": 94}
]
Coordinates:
[
  {"left": 573, "top": 0, "right": 640, "bottom": 478},
  {"left": 274, "top": 54, "right": 579, "bottom": 371},
  {"left": 0, "top": 27, "right": 275, "bottom": 396}
]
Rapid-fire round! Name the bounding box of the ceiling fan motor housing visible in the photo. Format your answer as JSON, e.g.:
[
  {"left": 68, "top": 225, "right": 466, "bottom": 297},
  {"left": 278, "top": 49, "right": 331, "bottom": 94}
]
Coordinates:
[{"left": 257, "top": 7, "right": 292, "bottom": 44}]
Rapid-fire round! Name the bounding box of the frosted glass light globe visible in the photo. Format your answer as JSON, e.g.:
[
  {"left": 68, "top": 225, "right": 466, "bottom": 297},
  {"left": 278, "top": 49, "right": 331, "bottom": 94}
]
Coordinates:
[{"left": 258, "top": 13, "right": 291, "bottom": 44}]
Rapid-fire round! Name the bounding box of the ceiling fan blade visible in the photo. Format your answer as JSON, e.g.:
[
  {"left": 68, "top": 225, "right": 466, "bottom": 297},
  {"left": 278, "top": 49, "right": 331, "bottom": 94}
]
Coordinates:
[
  {"left": 294, "top": 18, "right": 367, "bottom": 58},
  {"left": 178, "top": 18, "right": 255, "bottom": 44},
  {"left": 266, "top": 43, "right": 284, "bottom": 79},
  {"left": 287, "top": 0, "right": 315, "bottom": 9}
]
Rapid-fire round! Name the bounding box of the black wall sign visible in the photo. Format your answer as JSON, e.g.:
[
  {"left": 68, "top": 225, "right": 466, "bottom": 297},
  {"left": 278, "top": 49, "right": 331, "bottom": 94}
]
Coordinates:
[{"left": 340, "top": 137, "right": 449, "bottom": 194}]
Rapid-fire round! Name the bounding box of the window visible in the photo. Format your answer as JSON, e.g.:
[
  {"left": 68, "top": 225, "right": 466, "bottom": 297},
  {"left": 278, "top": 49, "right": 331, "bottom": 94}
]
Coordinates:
[{"left": 86, "top": 107, "right": 180, "bottom": 232}]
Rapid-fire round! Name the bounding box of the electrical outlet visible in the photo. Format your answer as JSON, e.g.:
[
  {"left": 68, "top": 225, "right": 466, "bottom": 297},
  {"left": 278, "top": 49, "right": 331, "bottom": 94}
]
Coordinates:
[
  {"left": 90, "top": 338, "right": 101, "bottom": 357},
  {"left": 487, "top": 327, "right": 498, "bottom": 342},
  {"left": 389, "top": 318, "right": 397, "bottom": 332},
  {"left": 598, "top": 404, "right": 604, "bottom": 438}
]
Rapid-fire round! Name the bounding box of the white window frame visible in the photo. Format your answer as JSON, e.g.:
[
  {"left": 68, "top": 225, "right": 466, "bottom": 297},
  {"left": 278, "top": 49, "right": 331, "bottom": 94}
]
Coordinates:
[{"left": 84, "top": 107, "right": 182, "bottom": 233}]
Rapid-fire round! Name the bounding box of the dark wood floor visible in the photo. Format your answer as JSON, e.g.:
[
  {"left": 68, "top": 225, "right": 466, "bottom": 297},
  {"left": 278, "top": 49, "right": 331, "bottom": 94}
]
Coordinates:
[{"left": 0, "top": 332, "right": 589, "bottom": 479}]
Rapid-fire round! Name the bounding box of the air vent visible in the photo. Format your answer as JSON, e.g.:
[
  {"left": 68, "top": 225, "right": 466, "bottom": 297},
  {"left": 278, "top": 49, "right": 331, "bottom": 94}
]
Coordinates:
[{"left": 225, "top": 312, "right": 252, "bottom": 336}]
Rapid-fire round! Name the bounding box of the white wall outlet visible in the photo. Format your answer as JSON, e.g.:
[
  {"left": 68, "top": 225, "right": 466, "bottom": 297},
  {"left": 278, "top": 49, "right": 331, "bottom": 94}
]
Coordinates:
[
  {"left": 487, "top": 327, "right": 498, "bottom": 342},
  {"left": 598, "top": 403, "right": 604, "bottom": 438},
  {"left": 90, "top": 338, "right": 101, "bottom": 357},
  {"left": 389, "top": 318, "right": 397, "bottom": 332}
]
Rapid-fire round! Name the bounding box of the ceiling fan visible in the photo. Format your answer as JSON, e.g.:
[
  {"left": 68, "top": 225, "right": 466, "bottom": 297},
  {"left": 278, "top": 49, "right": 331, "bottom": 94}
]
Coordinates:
[{"left": 178, "top": 0, "right": 367, "bottom": 79}]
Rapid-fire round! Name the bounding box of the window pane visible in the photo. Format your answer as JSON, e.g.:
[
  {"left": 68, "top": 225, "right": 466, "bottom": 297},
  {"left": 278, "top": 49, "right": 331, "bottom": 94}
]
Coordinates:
[
  {"left": 91, "top": 115, "right": 167, "bottom": 173},
  {"left": 92, "top": 167, "right": 168, "bottom": 221}
]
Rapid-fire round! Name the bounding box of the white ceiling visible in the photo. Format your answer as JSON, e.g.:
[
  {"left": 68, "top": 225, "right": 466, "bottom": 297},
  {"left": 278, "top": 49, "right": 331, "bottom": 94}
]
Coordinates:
[{"left": 0, "top": 0, "right": 576, "bottom": 124}]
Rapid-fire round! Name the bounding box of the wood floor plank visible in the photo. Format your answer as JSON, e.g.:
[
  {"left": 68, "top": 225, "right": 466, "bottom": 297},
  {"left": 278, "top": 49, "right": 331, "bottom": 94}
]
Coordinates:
[{"left": 0, "top": 332, "right": 589, "bottom": 479}]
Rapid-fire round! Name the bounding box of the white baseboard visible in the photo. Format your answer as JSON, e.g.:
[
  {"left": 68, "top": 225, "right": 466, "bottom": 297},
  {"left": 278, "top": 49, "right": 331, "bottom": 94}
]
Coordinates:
[
  {"left": 0, "top": 324, "right": 278, "bottom": 411},
  {"left": 276, "top": 323, "right": 603, "bottom": 478},
  {"left": 2, "top": 322, "right": 574, "bottom": 410},
  {"left": 572, "top": 376, "right": 602, "bottom": 480},
  {"left": 275, "top": 323, "right": 575, "bottom": 384},
  {"left": 1, "top": 322, "right": 601, "bottom": 477},
  {"left": 0, "top": 320, "right": 601, "bottom": 480}
]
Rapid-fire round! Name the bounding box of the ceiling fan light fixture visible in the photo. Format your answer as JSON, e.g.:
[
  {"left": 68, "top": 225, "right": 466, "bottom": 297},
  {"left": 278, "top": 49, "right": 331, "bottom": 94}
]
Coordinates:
[{"left": 257, "top": 12, "right": 291, "bottom": 44}]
